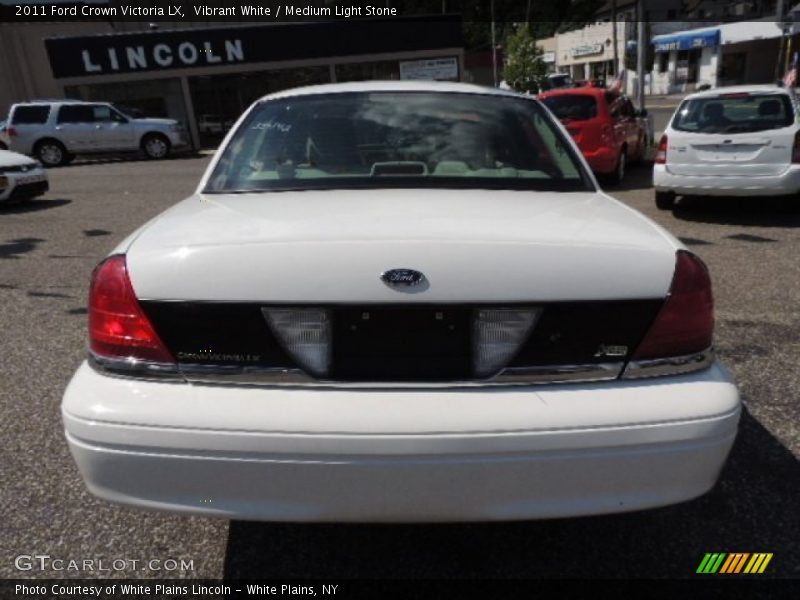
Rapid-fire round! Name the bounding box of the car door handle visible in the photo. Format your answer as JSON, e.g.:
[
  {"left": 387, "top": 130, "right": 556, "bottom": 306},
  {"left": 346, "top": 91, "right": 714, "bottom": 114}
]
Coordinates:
[{"left": 95, "top": 125, "right": 103, "bottom": 129}]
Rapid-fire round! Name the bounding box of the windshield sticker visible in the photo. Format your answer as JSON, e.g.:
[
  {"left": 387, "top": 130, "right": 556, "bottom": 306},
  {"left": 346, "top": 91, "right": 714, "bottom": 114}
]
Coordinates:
[{"left": 252, "top": 119, "right": 292, "bottom": 133}]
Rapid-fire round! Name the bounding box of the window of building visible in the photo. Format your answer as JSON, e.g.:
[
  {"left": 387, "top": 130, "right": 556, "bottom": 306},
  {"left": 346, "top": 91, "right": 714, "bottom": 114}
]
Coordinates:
[
  {"left": 676, "top": 48, "right": 702, "bottom": 84},
  {"left": 335, "top": 60, "right": 400, "bottom": 82},
  {"left": 658, "top": 53, "right": 669, "bottom": 74}
]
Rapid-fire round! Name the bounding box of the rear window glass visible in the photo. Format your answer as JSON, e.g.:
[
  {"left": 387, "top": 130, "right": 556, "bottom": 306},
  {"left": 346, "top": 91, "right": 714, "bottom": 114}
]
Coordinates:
[
  {"left": 541, "top": 95, "right": 598, "bottom": 121},
  {"left": 205, "top": 92, "right": 593, "bottom": 193},
  {"left": 672, "top": 94, "right": 795, "bottom": 133},
  {"left": 11, "top": 105, "right": 50, "bottom": 124}
]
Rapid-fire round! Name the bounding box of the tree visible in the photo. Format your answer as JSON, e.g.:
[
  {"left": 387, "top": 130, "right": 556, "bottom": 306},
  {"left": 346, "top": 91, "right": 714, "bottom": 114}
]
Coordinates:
[{"left": 502, "top": 24, "right": 547, "bottom": 93}]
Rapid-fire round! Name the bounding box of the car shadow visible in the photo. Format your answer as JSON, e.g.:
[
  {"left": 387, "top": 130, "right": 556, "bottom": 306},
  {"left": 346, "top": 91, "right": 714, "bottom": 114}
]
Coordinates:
[
  {"left": 47, "top": 152, "right": 203, "bottom": 168},
  {"left": 672, "top": 195, "right": 800, "bottom": 227},
  {"left": 0, "top": 198, "right": 71, "bottom": 214},
  {"left": 601, "top": 160, "right": 654, "bottom": 193},
  {"left": 222, "top": 407, "right": 798, "bottom": 579}
]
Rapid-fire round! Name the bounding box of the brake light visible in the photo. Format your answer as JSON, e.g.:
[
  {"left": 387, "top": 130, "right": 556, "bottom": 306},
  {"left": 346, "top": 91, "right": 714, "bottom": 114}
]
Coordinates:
[
  {"left": 718, "top": 93, "right": 750, "bottom": 98},
  {"left": 89, "top": 255, "right": 174, "bottom": 364},
  {"left": 6, "top": 126, "right": 17, "bottom": 137},
  {"left": 793, "top": 131, "right": 800, "bottom": 164},
  {"left": 631, "top": 251, "right": 713, "bottom": 360},
  {"left": 655, "top": 134, "right": 668, "bottom": 164}
]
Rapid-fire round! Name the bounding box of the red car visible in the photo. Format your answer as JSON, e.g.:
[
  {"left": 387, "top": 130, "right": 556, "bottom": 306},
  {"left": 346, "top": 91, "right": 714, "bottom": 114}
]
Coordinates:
[{"left": 538, "top": 87, "right": 648, "bottom": 182}]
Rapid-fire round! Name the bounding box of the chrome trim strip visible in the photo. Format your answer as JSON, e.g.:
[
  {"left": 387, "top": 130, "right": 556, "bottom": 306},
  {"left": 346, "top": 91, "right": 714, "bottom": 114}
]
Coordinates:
[
  {"left": 621, "top": 348, "right": 714, "bottom": 380},
  {"left": 179, "top": 362, "right": 624, "bottom": 388},
  {"left": 89, "top": 351, "right": 184, "bottom": 381},
  {"left": 493, "top": 362, "right": 624, "bottom": 384},
  {"left": 90, "top": 351, "right": 714, "bottom": 387}
]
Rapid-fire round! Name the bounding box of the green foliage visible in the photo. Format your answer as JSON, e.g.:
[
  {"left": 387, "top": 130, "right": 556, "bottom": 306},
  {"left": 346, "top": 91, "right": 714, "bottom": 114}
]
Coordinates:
[
  {"left": 502, "top": 24, "right": 548, "bottom": 93},
  {"left": 461, "top": 0, "right": 604, "bottom": 50}
]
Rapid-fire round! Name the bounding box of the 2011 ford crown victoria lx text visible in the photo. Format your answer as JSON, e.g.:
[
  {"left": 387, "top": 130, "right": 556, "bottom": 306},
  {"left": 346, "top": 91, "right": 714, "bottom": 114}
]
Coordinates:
[{"left": 61, "top": 82, "right": 740, "bottom": 522}]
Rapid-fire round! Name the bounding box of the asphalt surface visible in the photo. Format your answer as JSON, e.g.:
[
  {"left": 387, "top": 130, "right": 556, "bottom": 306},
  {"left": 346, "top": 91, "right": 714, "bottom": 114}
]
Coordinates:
[{"left": 0, "top": 152, "right": 798, "bottom": 581}]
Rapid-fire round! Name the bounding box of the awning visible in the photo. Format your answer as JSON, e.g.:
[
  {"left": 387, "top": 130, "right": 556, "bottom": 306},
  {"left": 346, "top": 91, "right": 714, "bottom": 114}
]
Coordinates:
[{"left": 652, "top": 29, "right": 720, "bottom": 53}]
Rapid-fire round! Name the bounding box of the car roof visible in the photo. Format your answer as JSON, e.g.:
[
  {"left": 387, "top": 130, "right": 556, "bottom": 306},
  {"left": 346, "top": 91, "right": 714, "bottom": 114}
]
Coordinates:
[
  {"left": 684, "top": 85, "right": 791, "bottom": 99},
  {"left": 258, "top": 80, "right": 528, "bottom": 102},
  {"left": 538, "top": 87, "right": 611, "bottom": 99},
  {"left": 13, "top": 100, "right": 97, "bottom": 107}
]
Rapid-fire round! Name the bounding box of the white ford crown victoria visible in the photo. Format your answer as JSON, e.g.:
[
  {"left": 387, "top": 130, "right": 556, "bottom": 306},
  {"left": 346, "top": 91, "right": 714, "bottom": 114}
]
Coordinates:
[{"left": 62, "top": 82, "right": 740, "bottom": 522}]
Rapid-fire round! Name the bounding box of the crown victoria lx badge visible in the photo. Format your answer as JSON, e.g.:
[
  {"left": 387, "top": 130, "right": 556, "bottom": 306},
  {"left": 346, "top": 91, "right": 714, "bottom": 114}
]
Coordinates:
[{"left": 381, "top": 269, "right": 425, "bottom": 287}]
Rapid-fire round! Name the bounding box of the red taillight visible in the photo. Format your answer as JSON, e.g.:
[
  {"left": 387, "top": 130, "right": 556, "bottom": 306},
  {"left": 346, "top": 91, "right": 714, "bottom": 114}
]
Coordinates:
[
  {"left": 792, "top": 131, "right": 800, "bottom": 164},
  {"left": 632, "top": 251, "right": 714, "bottom": 360},
  {"left": 89, "top": 255, "right": 174, "bottom": 363},
  {"left": 6, "top": 126, "right": 17, "bottom": 137},
  {"left": 655, "top": 134, "right": 668, "bottom": 164}
]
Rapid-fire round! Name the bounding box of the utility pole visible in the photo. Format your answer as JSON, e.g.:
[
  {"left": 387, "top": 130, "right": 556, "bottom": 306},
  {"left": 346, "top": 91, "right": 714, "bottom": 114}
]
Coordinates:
[
  {"left": 636, "top": 0, "right": 645, "bottom": 110},
  {"left": 611, "top": 0, "right": 618, "bottom": 77},
  {"left": 776, "top": 0, "right": 786, "bottom": 81},
  {"left": 491, "top": 0, "right": 498, "bottom": 87}
]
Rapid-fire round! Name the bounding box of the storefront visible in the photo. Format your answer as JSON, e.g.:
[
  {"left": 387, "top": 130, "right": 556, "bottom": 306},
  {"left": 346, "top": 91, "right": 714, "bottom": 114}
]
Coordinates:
[
  {"left": 41, "top": 17, "right": 463, "bottom": 148},
  {"left": 555, "top": 21, "right": 628, "bottom": 83},
  {"left": 651, "top": 21, "right": 783, "bottom": 94}
]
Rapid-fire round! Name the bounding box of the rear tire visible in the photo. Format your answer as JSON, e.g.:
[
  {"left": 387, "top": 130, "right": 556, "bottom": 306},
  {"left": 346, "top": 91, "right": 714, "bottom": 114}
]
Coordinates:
[
  {"left": 633, "top": 133, "right": 647, "bottom": 165},
  {"left": 655, "top": 191, "right": 676, "bottom": 210},
  {"left": 609, "top": 148, "right": 626, "bottom": 184},
  {"left": 34, "top": 139, "right": 67, "bottom": 167},
  {"left": 141, "top": 133, "right": 170, "bottom": 160}
]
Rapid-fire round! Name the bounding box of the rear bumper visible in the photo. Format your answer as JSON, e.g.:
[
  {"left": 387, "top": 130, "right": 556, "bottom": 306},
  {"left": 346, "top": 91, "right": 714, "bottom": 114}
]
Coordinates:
[
  {"left": 62, "top": 361, "right": 740, "bottom": 522},
  {"left": 654, "top": 164, "right": 800, "bottom": 196}
]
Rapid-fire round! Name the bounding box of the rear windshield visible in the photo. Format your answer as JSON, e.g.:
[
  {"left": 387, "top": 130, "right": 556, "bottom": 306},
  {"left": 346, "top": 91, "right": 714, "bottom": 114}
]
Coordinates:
[
  {"left": 541, "top": 95, "right": 598, "bottom": 121},
  {"left": 204, "top": 92, "right": 593, "bottom": 193},
  {"left": 672, "top": 94, "right": 795, "bottom": 133},
  {"left": 11, "top": 105, "right": 50, "bottom": 125}
]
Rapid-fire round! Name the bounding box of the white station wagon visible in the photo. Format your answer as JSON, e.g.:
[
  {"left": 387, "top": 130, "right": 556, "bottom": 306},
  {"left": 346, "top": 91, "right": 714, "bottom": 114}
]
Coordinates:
[
  {"left": 654, "top": 84, "right": 800, "bottom": 209},
  {"left": 62, "top": 82, "right": 740, "bottom": 522}
]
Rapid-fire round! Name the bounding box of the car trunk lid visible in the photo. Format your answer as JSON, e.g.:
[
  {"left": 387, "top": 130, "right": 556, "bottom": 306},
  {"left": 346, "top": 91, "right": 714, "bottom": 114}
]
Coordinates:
[{"left": 125, "top": 189, "right": 678, "bottom": 304}]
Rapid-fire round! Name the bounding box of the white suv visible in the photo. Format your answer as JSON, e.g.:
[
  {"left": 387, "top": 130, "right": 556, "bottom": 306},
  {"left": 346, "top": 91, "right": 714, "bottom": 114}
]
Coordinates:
[
  {"left": 5, "top": 101, "right": 190, "bottom": 167},
  {"left": 654, "top": 85, "right": 800, "bottom": 209}
]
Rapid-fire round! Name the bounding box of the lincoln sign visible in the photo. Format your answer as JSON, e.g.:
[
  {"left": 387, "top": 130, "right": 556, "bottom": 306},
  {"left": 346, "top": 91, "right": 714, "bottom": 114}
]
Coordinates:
[{"left": 44, "top": 18, "right": 463, "bottom": 78}]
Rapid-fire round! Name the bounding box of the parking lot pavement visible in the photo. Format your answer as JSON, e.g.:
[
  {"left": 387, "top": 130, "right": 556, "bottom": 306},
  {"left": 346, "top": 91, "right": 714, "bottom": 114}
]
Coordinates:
[{"left": 1, "top": 158, "right": 797, "bottom": 580}]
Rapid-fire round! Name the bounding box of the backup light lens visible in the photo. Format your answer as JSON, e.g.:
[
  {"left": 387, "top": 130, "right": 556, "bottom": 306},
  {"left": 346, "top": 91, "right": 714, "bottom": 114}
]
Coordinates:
[
  {"left": 631, "top": 251, "right": 714, "bottom": 360},
  {"left": 263, "top": 308, "right": 332, "bottom": 378},
  {"left": 473, "top": 308, "right": 540, "bottom": 378},
  {"left": 89, "top": 255, "right": 174, "bottom": 364}
]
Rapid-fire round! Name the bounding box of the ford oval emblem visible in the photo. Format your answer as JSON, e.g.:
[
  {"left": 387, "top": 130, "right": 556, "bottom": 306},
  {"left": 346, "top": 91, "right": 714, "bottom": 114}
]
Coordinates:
[{"left": 381, "top": 269, "right": 425, "bottom": 287}]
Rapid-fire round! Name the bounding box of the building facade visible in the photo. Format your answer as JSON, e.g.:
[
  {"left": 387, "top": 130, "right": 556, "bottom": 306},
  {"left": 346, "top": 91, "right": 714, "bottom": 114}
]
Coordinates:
[
  {"left": 651, "top": 21, "right": 784, "bottom": 94},
  {"left": 0, "top": 17, "right": 463, "bottom": 149}
]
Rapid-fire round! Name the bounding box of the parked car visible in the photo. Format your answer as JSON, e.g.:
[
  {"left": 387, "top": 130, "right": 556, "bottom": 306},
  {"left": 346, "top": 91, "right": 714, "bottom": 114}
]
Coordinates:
[
  {"left": 0, "top": 148, "right": 48, "bottom": 204},
  {"left": 546, "top": 73, "right": 575, "bottom": 89},
  {"left": 197, "top": 114, "right": 234, "bottom": 135},
  {"left": 5, "top": 100, "right": 190, "bottom": 166},
  {"left": 539, "top": 87, "right": 649, "bottom": 183},
  {"left": 0, "top": 120, "right": 8, "bottom": 149},
  {"left": 654, "top": 85, "right": 800, "bottom": 209},
  {"left": 62, "top": 81, "right": 739, "bottom": 522}
]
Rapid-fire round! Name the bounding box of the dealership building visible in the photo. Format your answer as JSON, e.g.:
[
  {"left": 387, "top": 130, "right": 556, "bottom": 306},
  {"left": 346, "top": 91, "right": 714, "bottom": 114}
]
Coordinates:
[{"left": 0, "top": 17, "right": 463, "bottom": 148}]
